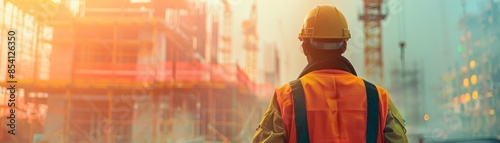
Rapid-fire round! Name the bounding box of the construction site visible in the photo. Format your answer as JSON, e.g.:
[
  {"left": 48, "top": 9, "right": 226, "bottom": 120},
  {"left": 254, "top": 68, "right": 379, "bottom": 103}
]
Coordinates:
[
  {"left": 0, "top": 0, "right": 278, "bottom": 142},
  {"left": 0, "top": 0, "right": 499, "bottom": 143}
]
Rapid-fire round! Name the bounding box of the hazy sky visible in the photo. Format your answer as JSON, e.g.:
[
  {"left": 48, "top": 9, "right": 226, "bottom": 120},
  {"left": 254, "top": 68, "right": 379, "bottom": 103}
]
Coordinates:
[{"left": 229, "top": 0, "right": 485, "bottom": 95}]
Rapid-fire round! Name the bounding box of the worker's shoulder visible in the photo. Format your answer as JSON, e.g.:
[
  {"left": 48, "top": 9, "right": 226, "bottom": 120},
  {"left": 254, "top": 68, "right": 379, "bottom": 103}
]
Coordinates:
[
  {"left": 274, "top": 75, "right": 316, "bottom": 92},
  {"left": 274, "top": 81, "right": 293, "bottom": 94},
  {"left": 359, "top": 78, "right": 390, "bottom": 95}
]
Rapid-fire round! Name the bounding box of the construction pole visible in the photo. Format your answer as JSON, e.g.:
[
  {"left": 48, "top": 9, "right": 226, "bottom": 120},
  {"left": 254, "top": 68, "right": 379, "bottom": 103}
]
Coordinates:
[
  {"left": 208, "top": 62, "right": 214, "bottom": 142},
  {"left": 399, "top": 0, "right": 408, "bottom": 118},
  {"left": 400, "top": 42, "right": 407, "bottom": 117},
  {"left": 29, "top": 91, "right": 34, "bottom": 143},
  {"left": 152, "top": 90, "right": 158, "bottom": 143},
  {"left": 168, "top": 86, "right": 174, "bottom": 139},
  {"left": 196, "top": 91, "right": 201, "bottom": 137},
  {"left": 232, "top": 85, "right": 237, "bottom": 142},
  {"left": 107, "top": 90, "right": 113, "bottom": 143},
  {"left": 64, "top": 89, "right": 72, "bottom": 142}
]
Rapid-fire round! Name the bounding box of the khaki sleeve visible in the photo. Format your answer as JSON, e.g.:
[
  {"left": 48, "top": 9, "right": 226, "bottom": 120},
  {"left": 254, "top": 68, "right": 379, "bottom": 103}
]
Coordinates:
[
  {"left": 384, "top": 98, "right": 409, "bottom": 143},
  {"left": 252, "top": 93, "right": 287, "bottom": 143}
]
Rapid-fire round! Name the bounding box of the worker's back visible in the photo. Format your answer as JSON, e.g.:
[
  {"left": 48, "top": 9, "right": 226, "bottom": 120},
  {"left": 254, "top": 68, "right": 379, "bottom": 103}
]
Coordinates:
[
  {"left": 253, "top": 5, "right": 408, "bottom": 143},
  {"left": 275, "top": 69, "right": 389, "bottom": 143}
]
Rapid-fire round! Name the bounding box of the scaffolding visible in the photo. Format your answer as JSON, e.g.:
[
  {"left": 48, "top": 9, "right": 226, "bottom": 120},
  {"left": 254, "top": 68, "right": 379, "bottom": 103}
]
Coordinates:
[
  {"left": 220, "top": 0, "right": 233, "bottom": 64},
  {"left": 0, "top": 0, "right": 265, "bottom": 142}
]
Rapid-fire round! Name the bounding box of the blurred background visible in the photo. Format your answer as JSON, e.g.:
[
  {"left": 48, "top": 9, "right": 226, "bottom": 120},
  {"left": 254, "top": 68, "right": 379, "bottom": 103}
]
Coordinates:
[{"left": 0, "top": 0, "right": 499, "bottom": 142}]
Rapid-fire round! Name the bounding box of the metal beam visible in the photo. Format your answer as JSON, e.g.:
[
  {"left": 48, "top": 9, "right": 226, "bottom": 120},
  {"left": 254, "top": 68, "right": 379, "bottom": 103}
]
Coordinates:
[{"left": 360, "top": 0, "right": 386, "bottom": 85}]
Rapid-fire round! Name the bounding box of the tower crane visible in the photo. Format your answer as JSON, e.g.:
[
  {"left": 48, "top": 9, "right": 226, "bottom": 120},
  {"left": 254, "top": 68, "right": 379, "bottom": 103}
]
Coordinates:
[
  {"left": 359, "top": 0, "right": 387, "bottom": 85},
  {"left": 220, "top": 0, "right": 233, "bottom": 64},
  {"left": 242, "top": 1, "right": 258, "bottom": 81}
]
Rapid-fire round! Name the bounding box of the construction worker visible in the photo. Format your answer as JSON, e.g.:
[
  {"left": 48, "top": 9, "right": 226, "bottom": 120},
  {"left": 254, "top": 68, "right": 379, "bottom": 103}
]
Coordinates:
[{"left": 253, "top": 5, "right": 408, "bottom": 143}]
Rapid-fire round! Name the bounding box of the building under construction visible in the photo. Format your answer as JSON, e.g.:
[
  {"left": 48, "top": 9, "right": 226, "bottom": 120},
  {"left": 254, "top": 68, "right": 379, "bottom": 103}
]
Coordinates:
[{"left": 0, "top": 0, "right": 270, "bottom": 142}]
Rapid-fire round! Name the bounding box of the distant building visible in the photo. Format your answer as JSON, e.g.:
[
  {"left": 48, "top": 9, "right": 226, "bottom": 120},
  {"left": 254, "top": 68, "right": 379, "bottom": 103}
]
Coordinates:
[
  {"left": 439, "top": 0, "right": 500, "bottom": 138},
  {"left": 387, "top": 62, "right": 425, "bottom": 137},
  {"left": 263, "top": 43, "right": 280, "bottom": 87},
  {"left": 256, "top": 43, "right": 280, "bottom": 102}
]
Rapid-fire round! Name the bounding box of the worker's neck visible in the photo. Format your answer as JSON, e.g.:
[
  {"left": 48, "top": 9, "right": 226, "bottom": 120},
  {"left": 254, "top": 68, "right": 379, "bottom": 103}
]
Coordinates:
[{"left": 307, "top": 54, "right": 343, "bottom": 63}]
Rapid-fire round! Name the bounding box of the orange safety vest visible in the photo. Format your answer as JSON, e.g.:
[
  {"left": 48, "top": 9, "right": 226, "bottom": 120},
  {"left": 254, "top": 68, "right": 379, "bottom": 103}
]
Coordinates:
[{"left": 275, "top": 70, "right": 389, "bottom": 143}]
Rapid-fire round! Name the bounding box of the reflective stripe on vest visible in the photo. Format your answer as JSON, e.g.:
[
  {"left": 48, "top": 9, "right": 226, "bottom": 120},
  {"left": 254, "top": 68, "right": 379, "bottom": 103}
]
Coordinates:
[
  {"left": 290, "top": 80, "right": 311, "bottom": 143},
  {"left": 289, "top": 79, "right": 380, "bottom": 143},
  {"left": 363, "top": 80, "right": 380, "bottom": 143}
]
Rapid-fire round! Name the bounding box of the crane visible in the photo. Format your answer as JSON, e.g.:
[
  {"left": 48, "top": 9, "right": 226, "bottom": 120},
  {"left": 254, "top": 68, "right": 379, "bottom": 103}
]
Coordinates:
[
  {"left": 359, "top": 0, "right": 387, "bottom": 85},
  {"left": 220, "top": 0, "right": 233, "bottom": 64},
  {"left": 242, "top": 1, "right": 258, "bottom": 81}
]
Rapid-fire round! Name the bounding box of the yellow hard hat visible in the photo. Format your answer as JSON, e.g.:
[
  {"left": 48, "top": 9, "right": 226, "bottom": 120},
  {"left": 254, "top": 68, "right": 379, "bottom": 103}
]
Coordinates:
[{"left": 298, "top": 5, "right": 351, "bottom": 41}]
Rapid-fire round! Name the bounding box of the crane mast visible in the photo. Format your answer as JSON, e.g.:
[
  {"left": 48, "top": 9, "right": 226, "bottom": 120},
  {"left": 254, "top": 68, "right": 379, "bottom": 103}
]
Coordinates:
[
  {"left": 359, "top": 0, "right": 386, "bottom": 85},
  {"left": 243, "top": 1, "right": 258, "bottom": 81},
  {"left": 221, "top": 0, "right": 233, "bottom": 64}
]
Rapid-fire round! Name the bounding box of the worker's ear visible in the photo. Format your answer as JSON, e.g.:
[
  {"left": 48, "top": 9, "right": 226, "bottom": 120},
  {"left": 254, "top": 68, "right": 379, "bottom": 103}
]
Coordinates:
[
  {"left": 302, "top": 46, "right": 313, "bottom": 62},
  {"left": 340, "top": 41, "right": 347, "bottom": 54},
  {"left": 302, "top": 46, "right": 309, "bottom": 56},
  {"left": 301, "top": 41, "right": 309, "bottom": 56}
]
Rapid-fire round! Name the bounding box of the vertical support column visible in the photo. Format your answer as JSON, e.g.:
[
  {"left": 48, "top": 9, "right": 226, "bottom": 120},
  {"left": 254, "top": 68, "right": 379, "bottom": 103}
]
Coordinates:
[
  {"left": 29, "top": 91, "right": 34, "bottom": 143},
  {"left": 168, "top": 88, "right": 174, "bottom": 139},
  {"left": 152, "top": 90, "right": 158, "bottom": 143},
  {"left": 166, "top": 89, "right": 175, "bottom": 138},
  {"left": 64, "top": 89, "right": 72, "bottom": 142},
  {"left": 196, "top": 90, "right": 201, "bottom": 137},
  {"left": 199, "top": 88, "right": 207, "bottom": 139},
  {"left": 207, "top": 64, "right": 214, "bottom": 142},
  {"left": 107, "top": 90, "right": 113, "bottom": 143},
  {"left": 182, "top": 91, "right": 187, "bottom": 136},
  {"left": 159, "top": 90, "right": 165, "bottom": 142},
  {"left": 232, "top": 86, "right": 237, "bottom": 142},
  {"left": 400, "top": 42, "right": 407, "bottom": 118}
]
